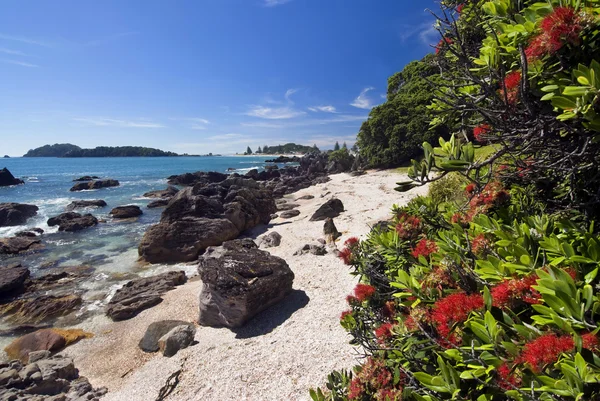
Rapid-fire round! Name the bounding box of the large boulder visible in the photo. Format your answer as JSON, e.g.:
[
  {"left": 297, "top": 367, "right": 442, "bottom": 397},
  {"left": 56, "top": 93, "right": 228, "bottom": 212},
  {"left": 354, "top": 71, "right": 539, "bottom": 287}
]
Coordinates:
[
  {"left": 3, "top": 328, "right": 91, "bottom": 363},
  {"left": 0, "top": 236, "right": 43, "bottom": 255},
  {"left": 139, "top": 320, "right": 195, "bottom": 353},
  {"left": 47, "top": 212, "right": 98, "bottom": 232},
  {"left": 0, "top": 203, "right": 39, "bottom": 227},
  {"left": 0, "top": 168, "right": 24, "bottom": 187},
  {"left": 109, "top": 205, "right": 143, "bottom": 219},
  {"left": 106, "top": 271, "right": 187, "bottom": 321},
  {"left": 0, "top": 263, "right": 30, "bottom": 296},
  {"left": 158, "top": 325, "right": 196, "bottom": 357},
  {"left": 69, "top": 179, "right": 119, "bottom": 192},
  {"left": 65, "top": 200, "right": 107, "bottom": 211},
  {"left": 309, "top": 198, "right": 344, "bottom": 221},
  {"left": 147, "top": 199, "right": 170, "bottom": 208},
  {"left": 198, "top": 239, "right": 294, "bottom": 328},
  {"left": 167, "top": 171, "right": 227, "bottom": 186},
  {"left": 72, "top": 175, "right": 99, "bottom": 182}
]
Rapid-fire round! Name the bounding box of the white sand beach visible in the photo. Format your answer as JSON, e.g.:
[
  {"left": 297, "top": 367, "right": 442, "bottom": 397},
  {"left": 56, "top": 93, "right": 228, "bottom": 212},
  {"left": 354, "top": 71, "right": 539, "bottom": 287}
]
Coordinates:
[{"left": 64, "top": 169, "right": 428, "bottom": 401}]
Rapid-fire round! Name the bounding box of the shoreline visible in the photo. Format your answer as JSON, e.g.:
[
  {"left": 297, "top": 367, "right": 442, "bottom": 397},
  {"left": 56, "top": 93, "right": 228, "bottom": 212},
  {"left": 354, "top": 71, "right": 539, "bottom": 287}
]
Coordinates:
[{"left": 54, "top": 169, "right": 428, "bottom": 400}]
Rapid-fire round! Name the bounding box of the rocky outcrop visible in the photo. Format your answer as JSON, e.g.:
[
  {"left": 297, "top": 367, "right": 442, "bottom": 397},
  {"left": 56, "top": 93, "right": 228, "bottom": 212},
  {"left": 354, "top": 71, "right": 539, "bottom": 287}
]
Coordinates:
[
  {"left": 143, "top": 186, "right": 179, "bottom": 199},
  {"left": 0, "top": 168, "right": 24, "bottom": 187},
  {"left": 198, "top": 239, "right": 294, "bottom": 328},
  {"left": 0, "top": 295, "right": 82, "bottom": 325},
  {"left": 4, "top": 328, "right": 91, "bottom": 362},
  {"left": 69, "top": 179, "right": 119, "bottom": 192},
  {"left": 138, "top": 178, "right": 276, "bottom": 264},
  {"left": 0, "top": 203, "right": 38, "bottom": 227},
  {"left": 0, "top": 236, "right": 43, "bottom": 255},
  {"left": 109, "top": 205, "right": 143, "bottom": 219},
  {"left": 106, "top": 271, "right": 187, "bottom": 321},
  {"left": 0, "top": 354, "right": 106, "bottom": 400},
  {"left": 310, "top": 198, "right": 344, "bottom": 221},
  {"left": 47, "top": 212, "right": 98, "bottom": 232},
  {"left": 265, "top": 156, "right": 301, "bottom": 163},
  {"left": 0, "top": 263, "right": 30, "bottom": 296},
  {"left": 65, "top": 200, "right": 107, "bottom": 211},
  {"left": 147, "top": 199, "right": 170, "bottom": 208},
  {"left": 167, "top": 171, "right": 228, "bottom": 186},
  {"left": 72, "top": 175, "right": 99, "bottom": 182},
  {"left": 158, "top": 325, "right": 196, "bottom": 357},
  {"left": 139, "top": 320, "right": 195, "bottom": 353},
  {"left": 257, "top": 231, "right": 282, "bottom": 248}
]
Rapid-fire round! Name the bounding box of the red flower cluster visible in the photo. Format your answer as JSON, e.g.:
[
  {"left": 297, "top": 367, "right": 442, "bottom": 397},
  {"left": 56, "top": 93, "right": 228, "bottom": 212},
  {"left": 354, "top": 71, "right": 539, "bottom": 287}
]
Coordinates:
[
  {"left": 431, "top": 292, "right": 484, "bottom": 339},
  {"left": 525, "top": 7, "right": 583, "bottom": 61},
  {"left": 465, "top": 183, "right": 476, "bottom": 194},
  {"left": 344, "top": 237, "right": 360, "bottom": 247},
  {"left": 435, "top": 37, "right": 453, "bottom": 54},
  {"left": 411, "top": 238, "right": 438, "bottom": 259},
  {"left": 395, "top": 213, "right": 422, "bottom": 240},
  {"left": 340, "top": 310, "right": 352, "bottom": 322},
  {"left": 518, "top": 334, "right": 574, "bottom": 373},
  {"left": 499, "top": 71, "right": 522, "bottom": 105},
  {"left": 422, "top": 266, "right": 456, "bottom": 292},
  {"left": 468, "top": 181, "right": 510, "bottom": 212},
  {"left": 375, "top": 323, "right": 395, "bottom": 345},
  {"left": 473, "top": 124, "right": 491, "bottom": 142},
  {"left": 497, "top": 363, "right": 521, "bottom": 390},
  {"left": 339, "top": 247, "right": 353, "bottom": 265},
  {"left": 471, "top": 233, "right": 491, "bottom": 256},
  {"left": 354, "top": 283, "right": 377, "bottom": 302},
  {"left": 382, "top": 301, "right": 396, "bottom": 319},
  {"left": 348, "top": 357, "right": 403, "bottom": 401},
  {"left": 491, "top": 275, "right": 541, "bottom": 308},
  {"left": 582, "top": 332, "right": 599, "bottom": 350}
]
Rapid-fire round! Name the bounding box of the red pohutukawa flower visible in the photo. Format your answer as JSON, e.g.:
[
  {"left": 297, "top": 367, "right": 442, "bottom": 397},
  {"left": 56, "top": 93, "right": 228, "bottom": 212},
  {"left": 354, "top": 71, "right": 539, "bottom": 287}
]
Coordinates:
[
  {"left": 471, "top": 233, "right": 491, "bottom": 256},
  {"left": 518, "top": 334, "right": 574, "bottom": 373},
  {"left": 375, "top": 323, "right": 395, "bottom": 345},
  {"left": 435, "top": 37, "right": 453, "bottom": 54},
  {"left": 395, "top": 212, "right": 422, "bottom": 240},
  {"left": 465, "top": 183, "right": 476, "bottom": 194},
  {"left": 497, "top": 363, "right": 522, "bottom": 390},
  {"left": 344, "top": 237, "right": 360, "bottom": 247},
  {"left": 473, "top": 124, "right": 491, "bottom": 142},
  {"left": 340, "top": 310, "right": 353, "bottom": 321},
  {"left": 339, "top": 247, "right": 353, "bottom": 265},
  {"left": 431, "top": 292, "right": 484, "bottom": 339},
  {"left": 346, "top": 295, "right": 359, "bottom": 305},
  {"left": 411, "top": 238, "right": 438, "bottom": 259},
  {"left": 347, "top": 357, "right": 403, "bottom": 401},
  {"left": 582, "top": 332, "right": 600, "bottom": 350},
  {"left": 499, "top": 71, "right": 522, "bottom": 105},
  {"left": 354, "top": 283, "right": 376, "bottom": 302},
  {"left": 491, "top": 275, "right": 541, "bottom": 308},
  {"left": 525, "top": 7, "right": 584, "bottom": 61}
]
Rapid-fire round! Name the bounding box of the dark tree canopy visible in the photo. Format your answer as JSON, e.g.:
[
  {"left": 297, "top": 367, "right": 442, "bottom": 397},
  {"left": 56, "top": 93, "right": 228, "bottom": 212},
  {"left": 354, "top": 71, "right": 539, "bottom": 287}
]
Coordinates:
[{"left": 23, "top": 143, "right": 82, "bottom": 157}]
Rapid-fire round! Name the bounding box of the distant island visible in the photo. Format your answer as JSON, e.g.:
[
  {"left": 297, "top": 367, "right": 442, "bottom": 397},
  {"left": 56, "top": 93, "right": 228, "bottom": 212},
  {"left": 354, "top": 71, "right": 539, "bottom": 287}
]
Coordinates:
[
  {"left": 243, "top": 143, "right": 318, "bottom": 155},
  {"left": 23, "top": 143, "right": 179, "bottom": 158}
]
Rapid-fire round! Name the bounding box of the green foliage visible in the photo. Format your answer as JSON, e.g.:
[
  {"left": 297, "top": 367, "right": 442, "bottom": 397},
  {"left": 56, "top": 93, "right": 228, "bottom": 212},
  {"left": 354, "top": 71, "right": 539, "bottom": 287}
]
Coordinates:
[
  {"left": 246, "top": 146, "right": 253, "bottom": 155},
  {"left": 329, "top": 148, "right": 355, "bottom": 171},
  {"left": 23, "top": 143, "right": 82, "bottom": 157},
  {"left": 334, "top": 141, "right": 341, "bottom": 151},
  {"left": 428, "top": 173, "right": 470, "bottom": 206},
  {"left": 63, "top": 146, "right": 178, "bottom": 157},
  {"left": 261, "top": 143, "right": 317, "bottom": 154},
  {"left": 357, "top": 56, "right": 451, "bottom": 168}
]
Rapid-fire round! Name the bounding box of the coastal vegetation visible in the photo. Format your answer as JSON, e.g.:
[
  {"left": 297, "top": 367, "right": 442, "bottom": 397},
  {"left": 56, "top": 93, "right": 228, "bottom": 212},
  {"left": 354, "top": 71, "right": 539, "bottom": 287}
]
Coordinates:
[
  {"left": 23, "top": 144, "right": 178, "bottom": 157},
  {"left": 313, "top": 1, "right": 600, "bottom": 400},
  {"left": 23, "top": 143, "right": 82, "bottom": 157},
  {"left": 253, "top": 143, "right": 319, "bottom": 155}
]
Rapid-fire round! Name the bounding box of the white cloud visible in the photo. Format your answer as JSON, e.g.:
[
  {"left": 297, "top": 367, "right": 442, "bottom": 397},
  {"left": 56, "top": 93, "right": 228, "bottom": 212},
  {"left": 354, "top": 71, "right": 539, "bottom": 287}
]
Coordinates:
[
  {"left": 73, "top": 117, "right": 165, "bottom": 128},
  {"left": 350, "top": 87, "right": 376, "bottom": 110},
  {"left": 245, "top": 106, "right": 306, "bottom": 120},
  {"left": 308, "top": 105, "right": 337, "bottom": 113},
  {"left": 3, "top": 59, "right": 38, "bottom": 68},
  {"left": 0, "top": 47, "right": 27, "bottom": 56},
  {"left": 264, "top": 0, "right": 293, "bottom": 7},
  {"left": 0, "top": 33, "right": 53, "bottom": 47},
  {"left": 285, "top": 88, "right": 298, "bottom": 103},
  {"left": 419, "top": 24, "right": 440, "bottom": 46}
]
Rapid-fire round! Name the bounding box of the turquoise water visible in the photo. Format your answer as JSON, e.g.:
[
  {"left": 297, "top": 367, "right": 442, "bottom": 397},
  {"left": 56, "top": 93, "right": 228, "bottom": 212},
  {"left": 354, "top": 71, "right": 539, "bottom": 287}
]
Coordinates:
[{"left": 0, "top": 156, "right": 274, "bottom": 332}]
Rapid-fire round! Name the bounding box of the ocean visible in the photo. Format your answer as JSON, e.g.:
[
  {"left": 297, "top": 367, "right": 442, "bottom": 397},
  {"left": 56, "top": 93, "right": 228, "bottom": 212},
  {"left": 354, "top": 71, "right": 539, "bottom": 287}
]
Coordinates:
[{"left": 0, "top": 156, "right": 277, "bottom": 340}]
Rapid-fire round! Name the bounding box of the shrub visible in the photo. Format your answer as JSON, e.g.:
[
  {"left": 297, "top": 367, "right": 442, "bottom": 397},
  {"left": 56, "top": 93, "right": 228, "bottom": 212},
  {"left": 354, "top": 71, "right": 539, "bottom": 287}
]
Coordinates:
[{"left": 427, "top": 173, "right": 469, "bottom": 206}]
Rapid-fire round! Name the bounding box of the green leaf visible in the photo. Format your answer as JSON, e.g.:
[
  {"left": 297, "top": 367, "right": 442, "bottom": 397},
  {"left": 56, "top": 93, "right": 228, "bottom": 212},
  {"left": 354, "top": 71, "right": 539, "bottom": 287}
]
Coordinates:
[{"left": 552, "top": 96, "right": 578, "bottom": 110}]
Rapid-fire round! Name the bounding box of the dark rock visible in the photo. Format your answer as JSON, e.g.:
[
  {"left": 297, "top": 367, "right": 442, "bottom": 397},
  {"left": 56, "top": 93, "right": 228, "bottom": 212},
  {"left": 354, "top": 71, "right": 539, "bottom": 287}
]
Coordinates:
[
  {"left": 280, "top": 210, "right": 300, "bottom": 219},
  {"left": 110, "top": 205, "right": 143, "bottom": 219},
  {"left": 14, "top": 231, "right": 37, "bottom": 237},
  {"left": 167, "top": 171, "right": 228, "bottom": 186},
  {"left": 139, "top": 320, "right": 195, "bottom": 353},
  {"left": 147, "top": 199, "right": 170, "bottom": 208},
  {"left": 198, "top": 239, "right": 294, "bottom": 328},
  {"left": 265, "top": 156, "right": 300, "bottom": 163},
  {"left": 270, "top": 213, "right": 279, "bottom": 219},
  {"left": 106, "top": 271, "right": 187, "bottom": 321},
  {"left": 244, "top": 169, "right": 259, "bottom": 179},
  {"left": 257, "top": 231, "right": 282, "bottom": 248},
  {"left": 69, "top": 179, "right": 119, "bottom": 192},
  {"left": 350, "top": 170, "right": 367, "bottom": 177},
  {"left": 25, "top": 265, "right": 95, "bottom": 294},
  {"left": 0, "top": 236, "right": 43, "bottom": 255},
  {"left": 323, "top": 218, "right": 342, "bottom": 244},
  {"left": 309, "top": 198, "right": 344, "bottom": 221},
  {"left": 296, "top": 194, "right": 315, "bottom": 200},
  {"left": 277, "top": 203, "right": 300, "bottom": 211},
  {"left": 0, "top": 203, "right": 39, "bottom": 227},
  {"left": 0, "top": 263, "right": 30, "bottom": 296},
  {"left": 158, "top": 325, "right": 196, "bottom": 357},
  {"left": 65, "top": 200, "right": 107, "bottom": 211},
  {"left": 294, "top": 244, "right": 327, "bottom": 256},
  {"left": 0, "top": 295, "right": 82, "bottom": 324},
  {"left": 0, "top": 168, "right": 24, "bottom": 187},
  {"left": 72, "top": 175, "right": 99, "bottom": 182},
  {"left": 143, "top": 186, "right": 179, "bottom": 199},
  {"left": 47, "top": 212, "right": 98, "bottom": 232}
]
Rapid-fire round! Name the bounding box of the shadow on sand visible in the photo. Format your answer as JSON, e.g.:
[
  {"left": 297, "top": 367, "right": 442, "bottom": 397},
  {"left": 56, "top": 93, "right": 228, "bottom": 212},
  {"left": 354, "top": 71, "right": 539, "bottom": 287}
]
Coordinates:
[
  {"left": 232, "top": 289, "right": 310, "bottom": 339},
  {"left": 243, "top": 221, "right": 294, "bottom": 238}
]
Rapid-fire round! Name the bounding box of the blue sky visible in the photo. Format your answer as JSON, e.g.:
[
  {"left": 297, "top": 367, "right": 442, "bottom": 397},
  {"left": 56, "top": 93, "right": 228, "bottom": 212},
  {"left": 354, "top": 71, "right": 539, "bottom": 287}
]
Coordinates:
[{"left": 0, "top": 0, "right": 439, "bottom": 156}]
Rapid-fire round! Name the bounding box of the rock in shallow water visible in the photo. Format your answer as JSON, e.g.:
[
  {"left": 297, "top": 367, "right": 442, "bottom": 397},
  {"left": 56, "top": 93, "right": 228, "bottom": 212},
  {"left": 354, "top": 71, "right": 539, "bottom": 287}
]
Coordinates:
[
  {"left": 0, "top": 203, "right": 38, "bottom": 227},
  {"left": 69, "top": 179, "right": 119, "bottom": 192},
  {"left": 0, "top": 263, "right": 30, "bottom": 296},
  {"left": 65, "top": 199, "right": 107, "bottom": 211},
  {"left": 0, "top": 295, "right": 82, "bottom": 325},
  {"left": 0, "top": 236, "right": 43, "bottom": 255},
  {"left": 0, "top": 167, "right": 24, "bottom": 187},
  {"left": 47, "top": 212, "right": 98, "bottom": 232},
  {"left": 198, "top": 239, "right": 294, "bottom": 328},
  {"left": 109, "top": 205, "right": 143, "bottom": 219}
]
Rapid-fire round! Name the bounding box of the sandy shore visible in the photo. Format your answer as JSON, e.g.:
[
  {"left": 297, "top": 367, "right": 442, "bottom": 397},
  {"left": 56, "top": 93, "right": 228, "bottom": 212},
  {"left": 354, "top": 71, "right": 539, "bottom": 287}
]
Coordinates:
[{"left": 64, "top": 169, "right": 428, "bottom": 401}]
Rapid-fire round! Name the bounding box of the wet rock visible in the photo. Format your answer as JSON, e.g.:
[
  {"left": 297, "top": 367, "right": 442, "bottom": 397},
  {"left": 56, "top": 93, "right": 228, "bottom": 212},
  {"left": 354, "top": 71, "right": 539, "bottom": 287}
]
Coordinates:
[
  {"left": 139, "top": 320, "right": 195, "bottom": 353},
  {"left": 167, "top": 171, "right": 228, "bottom": 187},
  {"left": 0, "top": 168, "right": 24, "bottom": 187},
  {"left": 147, "top": 199, "right": 170, "bottom": 208},
  {"left": 143, "top": 186, "right": 179, "bottom": 199},
  {"left": 277, "top": 203, "right": 300, "bottom": 211},
  {"left": 0, "top": 263, "right": 30, "bottom": 296},
  {"left": 309, "top": 198, "right": 344, "bottom": 221},
  {"left": 158, "top": 325, "right": 196, "bottom": 357},
  {"left": 73, "top": 175, "right": 99, "bottom": 182},
  {"left": 198, "top": 239, "right": 294, "bottom": 328},
  {"left": 323, "top": 218, "right": 342, "bottom": 244},
  {"left": 47, "top": 212, "right": 98, "bottom": 232},
  {"left": 3, "top": 328, "right": 91, "bottom": 362},
  {"left": 14, "top": 231, "right": 37, "bottom": 237},
  {"left": 0, "top": 295, "right": 82, "bottom": 325},
  {"left": 65, "top": 200, "right": 107, "bottom": 211},
  {"left": 0, "top": 203, "right": 39, "bottom": 227},
  {"left": 25, "top": 265, "right": 95, "bottom": 294},
  {"left": 294, "top": 244, "right": 328, "bottom": 256},
  {"left": 69, "top": 179, "right": 119, "bottom": 192},
  {"left": 296, "top": 194, "right": 315, "bottom": 200},
  {"left": 280, "top": 210, "right": 301, "bottom": 219},
  {"left": 106, "top": 271, "right": 187, "bottom": 321},
  {"left": 109, "top": 205, "right": 143, "bottom": 219},
  {"left": 257, "top": 231, "right": 282, "bottom": 248},
  {"left": 0, "top": 236, "right": 43, "bottom": 255}
]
